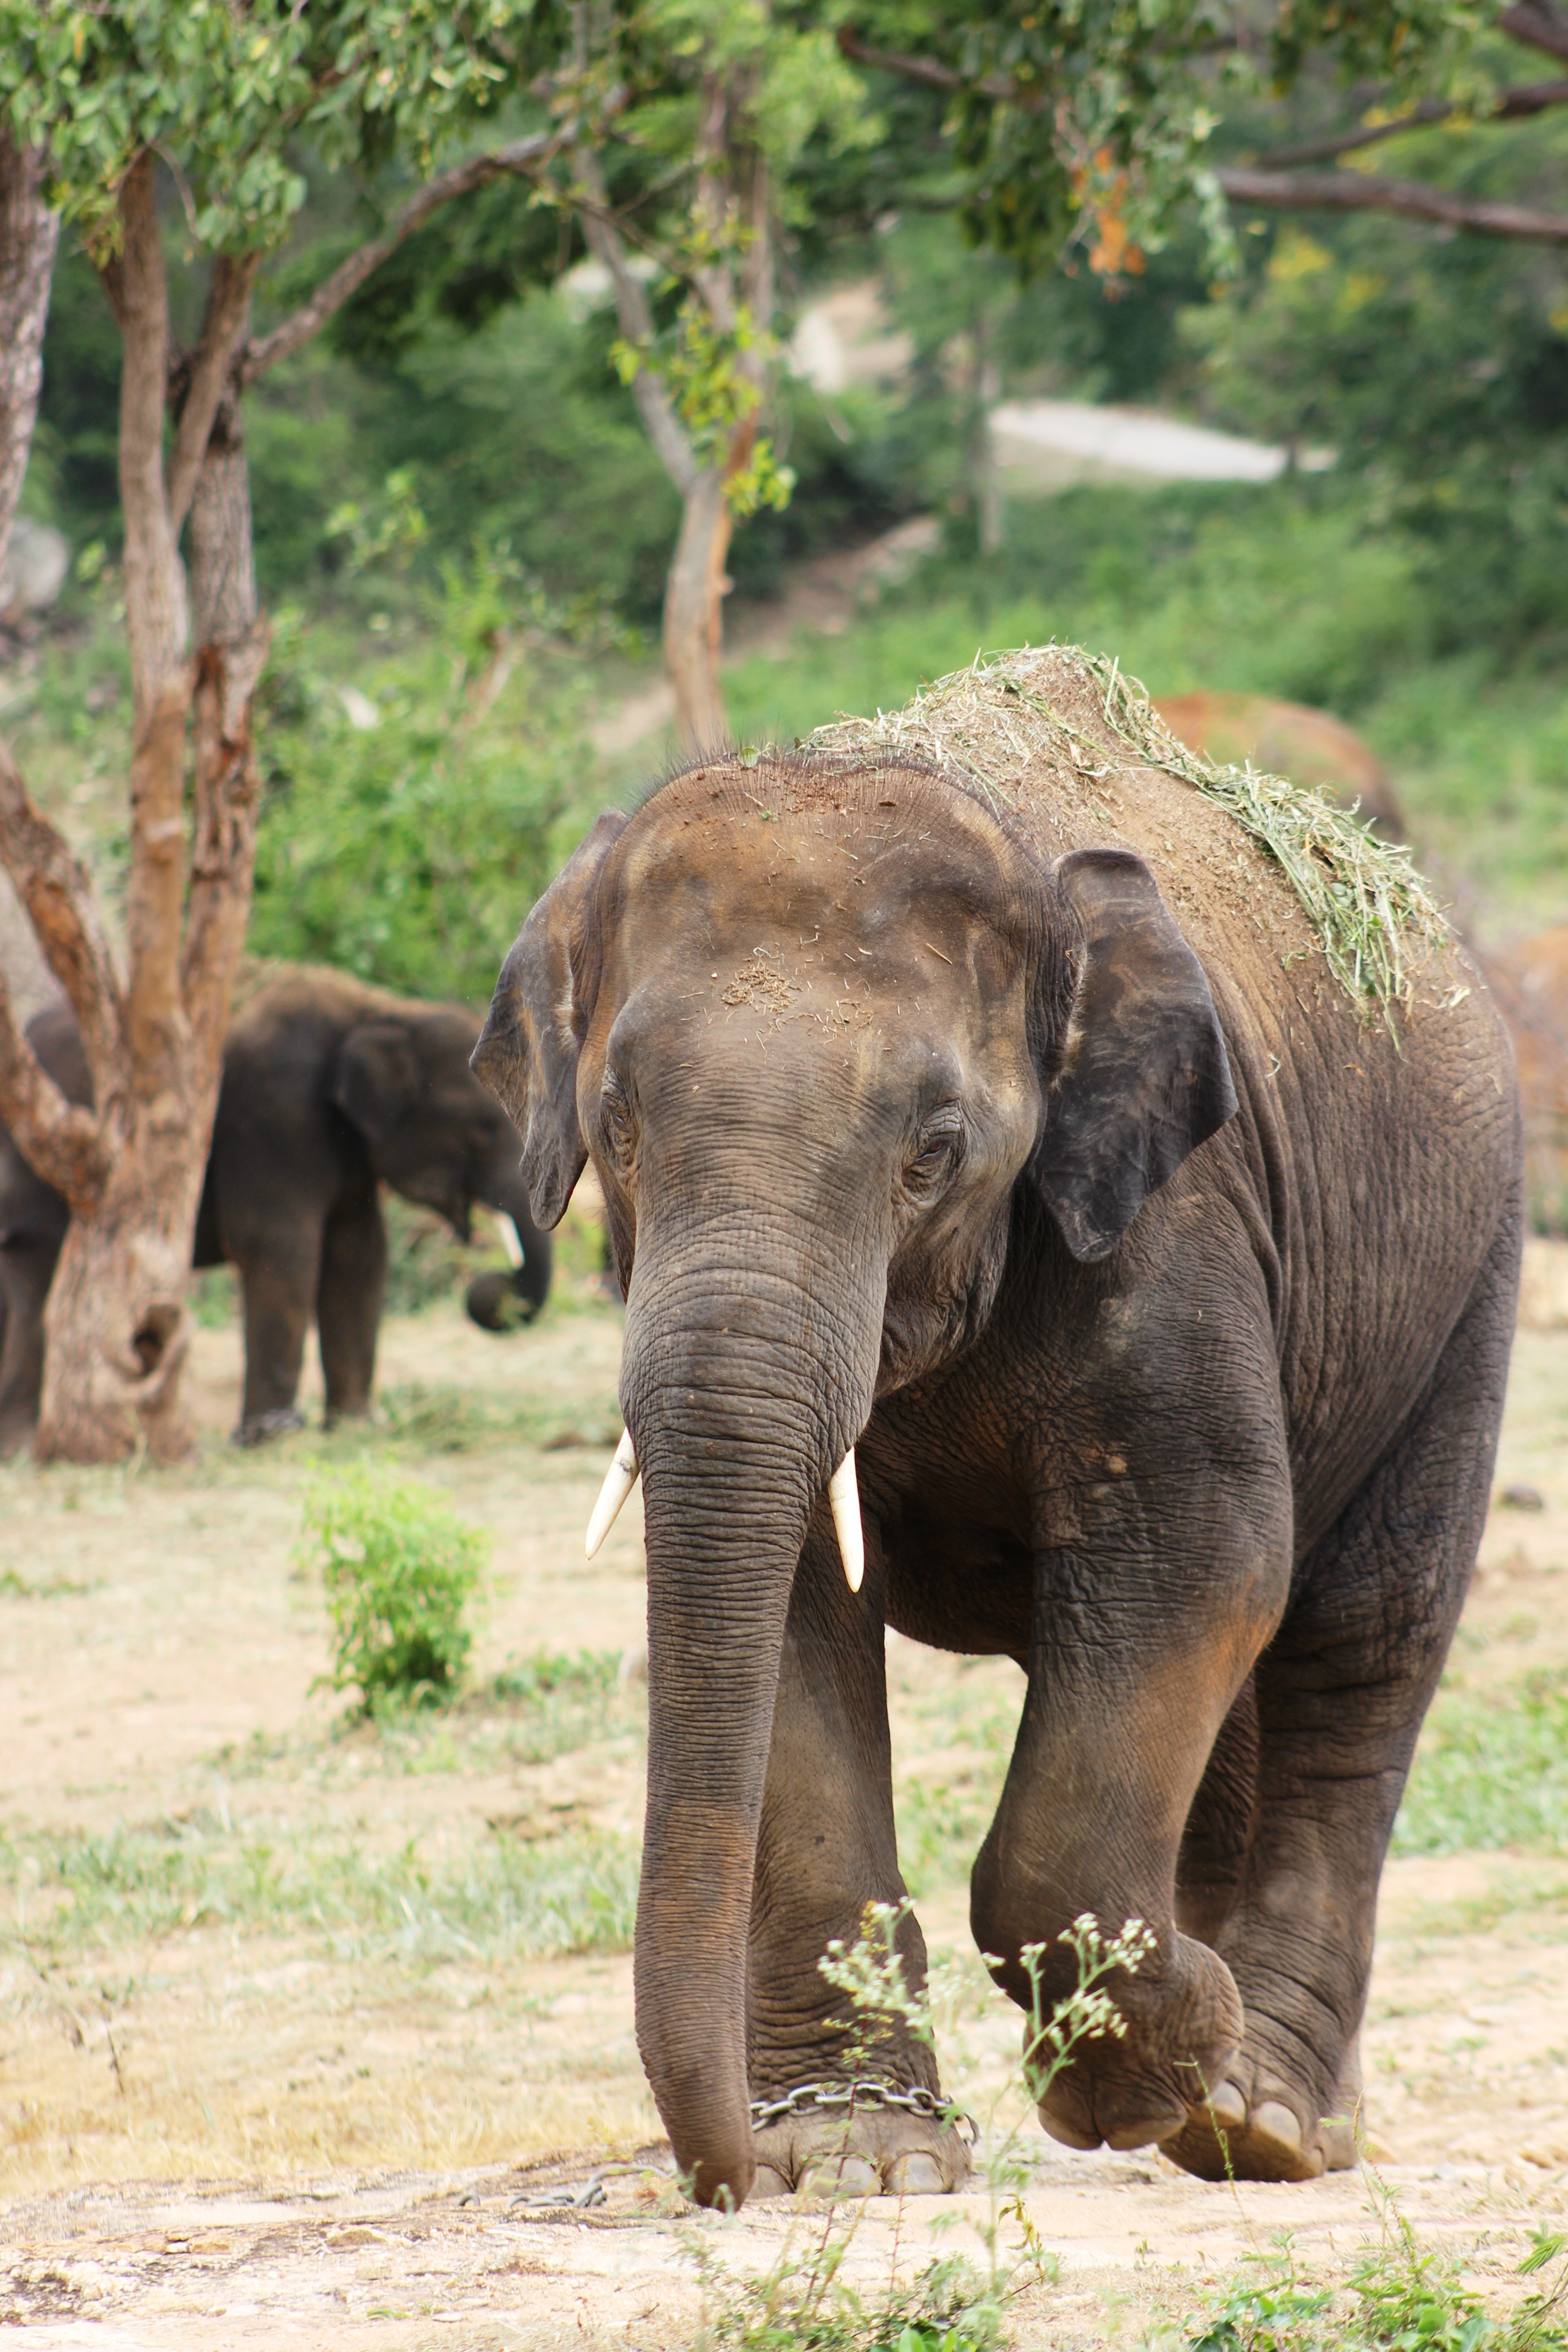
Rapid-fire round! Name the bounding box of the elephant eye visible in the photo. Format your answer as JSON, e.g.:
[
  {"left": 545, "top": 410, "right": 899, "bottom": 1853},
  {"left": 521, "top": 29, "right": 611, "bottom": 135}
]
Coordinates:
[
  {"left": 904, "top": 1118, "right": 963, "bottom": 1194},
  {"left": 598, "top": 1077, "right": 637, "bottom": 1167}
]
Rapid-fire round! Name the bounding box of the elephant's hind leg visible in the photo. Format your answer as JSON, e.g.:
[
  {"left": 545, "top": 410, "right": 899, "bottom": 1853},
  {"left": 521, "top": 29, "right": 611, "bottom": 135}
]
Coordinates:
[
  {"left": 317, "top": 1185, "right": 387, "bottom": 1423},
  {"left": 1161, "top": 1198, "right": 1521, "bottom": 2185},
  {"left": 745, "top": 1512, "right": 970, "bottom": 2201},
  {"left": 234, "top": 1216, "right": 325, "bottom": 1442}
]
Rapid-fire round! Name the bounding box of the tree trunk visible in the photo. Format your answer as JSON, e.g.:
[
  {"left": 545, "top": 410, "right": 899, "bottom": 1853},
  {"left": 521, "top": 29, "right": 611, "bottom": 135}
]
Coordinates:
[
  {"left": 664, "top": 466, "right": 734, "bottom": 749},
  {"left": 0, "top": 128, "right": 58, "bottom": 573},
  {"left": 182, "top": 387, "right": 266, "bottom": 1099}
]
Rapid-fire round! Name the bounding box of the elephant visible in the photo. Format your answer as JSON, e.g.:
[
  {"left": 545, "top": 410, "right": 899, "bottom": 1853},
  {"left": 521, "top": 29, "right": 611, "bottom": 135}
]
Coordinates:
[
  {"left": 1153, "top": 693, "right": 1408, "bottom": 843},
  {"left": 472, "top": 647, "right": 1521, "bottom": 2213},
  {"left": 0, "top": 964, "right": 550, "bottom": 1453}
]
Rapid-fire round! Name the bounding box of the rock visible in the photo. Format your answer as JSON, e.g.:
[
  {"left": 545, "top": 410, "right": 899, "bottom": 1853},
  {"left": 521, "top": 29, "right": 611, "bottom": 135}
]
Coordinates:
[
  {"left": 0, "top": 519, "right": 69, "bottom": 620},
  {"left": 1499, "top": 1484, "right": 1546, "bottom": 1512}
]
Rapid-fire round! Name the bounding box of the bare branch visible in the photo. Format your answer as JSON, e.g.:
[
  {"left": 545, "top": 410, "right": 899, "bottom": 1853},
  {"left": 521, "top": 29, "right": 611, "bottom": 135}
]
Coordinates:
[
  {"left": 573, "top": 144, "right": 698, "bottom": 497},
  {"left": 1255, "top": 78, "right": 1568, "bottom": 170},
  {"left": 1500, "top": 0, "right": 1568, "bottom": 66},
  {"left": 242, "top": 111, "right": 618, "bottom": 384},
  {"left": 0, "top": 128, "right": 59, "bottom": 583},
  {"left": 0, "top": 967, "right": 110, "bottom": 1215},
  {"left": 111, "top": 152, "right": 188, "bottom": 720},
  {"left": 0, "top": 738, "right": 124, "bottom": 1104},
  {"left": 167, "top": 251, "right": 258, "bottom": 536},
  {"left": 835, "top": 28, "right": 1025, "bottom": 101},
  {"left": 1216, "top": 163, "right": 1568, "bottom": 239}
]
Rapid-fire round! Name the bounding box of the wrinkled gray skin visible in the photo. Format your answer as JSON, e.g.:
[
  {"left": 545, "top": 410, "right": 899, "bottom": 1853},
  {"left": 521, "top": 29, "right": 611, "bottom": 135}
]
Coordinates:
[
  {"left": 473, "top": 744, "right": 1521, "bottom": 2214},
  {"left": 0, "top": 968, "right": 550, "bottom": 1452}
]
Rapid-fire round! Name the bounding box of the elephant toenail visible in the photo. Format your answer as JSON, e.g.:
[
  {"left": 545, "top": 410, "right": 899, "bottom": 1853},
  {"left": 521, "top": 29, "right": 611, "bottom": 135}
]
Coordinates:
[
  {"left": 885, "top": 2152, "right": 946, "bottom": 2195},
  {"left": 1039, "top": 2112, "right": 1100, "bottom": 2151},
  {"left": 1251, "top": 2100, "right": 1304, "bottom": 2152},
  {"left": 1207, "top": 2081, "right": 1247, "bottom": 2131},
  {"left": 803, "top": 2154, "right": 880, "bottom": 2199},
  {"left": 1107, "top": 2110, "right": 1189, "bottom": 2151},
  {"left": 749, "top": 2164, "right": 792, "bottom": 2201}
]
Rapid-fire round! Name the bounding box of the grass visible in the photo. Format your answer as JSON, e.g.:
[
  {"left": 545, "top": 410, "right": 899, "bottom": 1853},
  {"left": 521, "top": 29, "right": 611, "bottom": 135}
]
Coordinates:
[
  {"left": 1394, "top": 1670, "right": 1568, "bottom": 1858},
  {"left": 810, "top": 644, "right": 1445, "bottom": 1027},
  {"left": 1, "top": 1807, "right": 639, "bottom": 1966},
  {"left": 717, "top": 488, "right": 1568, "bottom": 947}
]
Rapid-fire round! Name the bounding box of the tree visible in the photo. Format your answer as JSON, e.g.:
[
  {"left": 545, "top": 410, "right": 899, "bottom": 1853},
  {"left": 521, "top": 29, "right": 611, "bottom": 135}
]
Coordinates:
[
  {"left": 0, "top": 0, "right": 588, "bottom": 1461},
  {"left": 835, "top": 1, "right": 1568, "bottom": 265},
  {"left": 560, "top": 3, "right": 873, "bottom": 742}
]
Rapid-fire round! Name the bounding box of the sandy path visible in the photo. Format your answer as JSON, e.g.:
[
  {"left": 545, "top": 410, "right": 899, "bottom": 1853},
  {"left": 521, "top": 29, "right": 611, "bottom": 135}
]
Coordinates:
[{"left": 3, "top": 1251, "right": 1568, "bottom": 2343}]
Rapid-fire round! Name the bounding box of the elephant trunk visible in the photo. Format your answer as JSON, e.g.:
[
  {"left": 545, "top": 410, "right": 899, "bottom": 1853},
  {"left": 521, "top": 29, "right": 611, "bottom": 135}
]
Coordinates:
[
  {"left": 467, "top": 1156, "right": 552, "bottom": 1324},
  {"left": 622, "top": 1240, "right": 881, "bottom": 2209}
]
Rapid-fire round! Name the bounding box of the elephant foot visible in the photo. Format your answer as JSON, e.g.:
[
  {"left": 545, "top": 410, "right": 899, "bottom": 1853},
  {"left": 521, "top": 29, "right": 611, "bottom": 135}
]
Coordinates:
[
  {"left": 1157, "top": 2037, "right": 1362, "bottom": 2183},
  {"left": 748, "top": 2099, "right": 972, "bottom": 2202},
  {"left": 232, "top": 1406, "right": 305, "bottom": 1448},
  {"left": 1032, "top": 1931, "right": 1243, "bottom": 2161}
]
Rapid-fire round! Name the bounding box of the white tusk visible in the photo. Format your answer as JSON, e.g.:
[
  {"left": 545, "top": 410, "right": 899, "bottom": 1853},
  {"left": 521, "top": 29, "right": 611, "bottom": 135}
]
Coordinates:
[
  {"left": 586, "top": 1428, "right": 639, "bottom": 1559},
  {"left": 828, "top": 1449, "right": 864, "bottom": 1594},
  {"left": 493, "top": 1211, "right": 524, "bottom": 1269}
]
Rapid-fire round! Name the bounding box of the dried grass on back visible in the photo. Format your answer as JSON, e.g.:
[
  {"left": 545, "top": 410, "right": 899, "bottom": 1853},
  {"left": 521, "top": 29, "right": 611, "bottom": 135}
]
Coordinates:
[{"left": 809, "top": 644, "right": 1448, "bottom": 1033}]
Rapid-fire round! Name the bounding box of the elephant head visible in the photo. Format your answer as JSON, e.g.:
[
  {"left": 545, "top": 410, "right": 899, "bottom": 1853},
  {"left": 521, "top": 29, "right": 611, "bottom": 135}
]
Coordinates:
[
  {"left": 472, "top": 763, "right": 1235, "bottom": 2208},
  {"left": 333, "top": 1004, "right": 549, "bottom": 1320}
]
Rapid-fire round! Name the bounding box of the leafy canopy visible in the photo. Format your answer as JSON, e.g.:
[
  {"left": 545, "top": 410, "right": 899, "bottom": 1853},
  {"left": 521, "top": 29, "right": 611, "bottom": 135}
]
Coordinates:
[
  {"left": 844, "top": 0, "right": 1497, "bottom": 272},
  {"left": 0, "top": 0, "right": 539, "bottom": 253}
]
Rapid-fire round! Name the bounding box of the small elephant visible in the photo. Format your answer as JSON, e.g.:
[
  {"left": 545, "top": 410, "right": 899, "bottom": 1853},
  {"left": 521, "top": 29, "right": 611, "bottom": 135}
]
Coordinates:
[
  {"left": 0, "top": 965, "right": 549, "bottom": 1453},
  {"left": 474, "top": 650, "right": 1520, "bottom": 2212}
]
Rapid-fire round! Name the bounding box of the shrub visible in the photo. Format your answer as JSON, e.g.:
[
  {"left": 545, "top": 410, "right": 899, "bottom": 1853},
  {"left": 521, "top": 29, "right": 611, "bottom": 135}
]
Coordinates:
[
  {"left": 299, "top": 1465, "right": 488, "bottom": 1713},
  {"left": 248, "top": 549, "right": 592, "bottom": 1006}
]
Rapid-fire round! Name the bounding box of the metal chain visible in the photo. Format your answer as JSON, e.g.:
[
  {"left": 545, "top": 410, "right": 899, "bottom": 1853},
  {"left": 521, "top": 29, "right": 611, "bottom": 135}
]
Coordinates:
[{"left": 748, "top": 2078, "right": 977, "bottom": 2147}]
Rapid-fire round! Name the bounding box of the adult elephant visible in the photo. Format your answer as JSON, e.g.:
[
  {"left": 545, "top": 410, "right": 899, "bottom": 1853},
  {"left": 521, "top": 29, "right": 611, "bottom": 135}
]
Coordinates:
[
  {"left": 0, "top": 965, "right": 550, "bottom": 1453},
  {"left": 474, "top": 649, "right": 1520, "bottom": 2211}
]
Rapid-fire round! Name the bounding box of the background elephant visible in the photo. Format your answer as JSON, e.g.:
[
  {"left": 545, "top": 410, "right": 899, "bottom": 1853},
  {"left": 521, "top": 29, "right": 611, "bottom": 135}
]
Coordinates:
[
  {"left": 0, "top": 964, "right": 549, "bottom": 1453},
  {"left": 474, "top": 651, "right": 1520, "bottom": 2213}
]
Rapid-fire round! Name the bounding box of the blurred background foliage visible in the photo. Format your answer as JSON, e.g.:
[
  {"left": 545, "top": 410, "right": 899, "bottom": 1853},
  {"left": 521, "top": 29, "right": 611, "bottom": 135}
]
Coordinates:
[{"left": 11, "top": 73, "right": 1568, "bottom": 995}]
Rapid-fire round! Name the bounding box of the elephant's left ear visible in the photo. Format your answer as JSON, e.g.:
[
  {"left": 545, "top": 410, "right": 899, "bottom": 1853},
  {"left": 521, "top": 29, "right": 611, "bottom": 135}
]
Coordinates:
[
  {"left": 1032, "top": 847, "right": 1238, "bottom": 1263},
  {"left": 471, "top": 810, "right": 628, "bottom": 1230}
]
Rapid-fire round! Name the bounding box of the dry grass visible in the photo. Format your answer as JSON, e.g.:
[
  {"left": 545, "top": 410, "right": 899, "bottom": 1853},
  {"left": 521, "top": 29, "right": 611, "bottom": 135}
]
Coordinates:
[{"left": 810, "top": 643, "right": 1448, "bottom": 1029}]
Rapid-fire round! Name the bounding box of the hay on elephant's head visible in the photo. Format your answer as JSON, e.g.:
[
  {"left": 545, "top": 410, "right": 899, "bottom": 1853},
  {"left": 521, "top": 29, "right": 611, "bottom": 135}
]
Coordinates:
[{"left": 808, "top": 644, "right": 1446, "bottom": 1031}]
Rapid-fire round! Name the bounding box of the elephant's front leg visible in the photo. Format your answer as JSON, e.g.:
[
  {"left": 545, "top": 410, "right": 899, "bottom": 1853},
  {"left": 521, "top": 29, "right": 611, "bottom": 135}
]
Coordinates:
[
  {"left": 972, "top": 1470, "right": 1291, "bottom": 2158},
  {"left": 746, "top": 1510, "right": 970, "bottom": 2200}
]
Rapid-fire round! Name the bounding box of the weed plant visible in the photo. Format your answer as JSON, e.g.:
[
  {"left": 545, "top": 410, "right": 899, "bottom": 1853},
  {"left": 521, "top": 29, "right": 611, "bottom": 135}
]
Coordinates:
[
  {"left": 1171, "top": 2196, "right": 1568, "bottom": 2352},
  {"left": 688, "top": 1905, "right": 1152, "bottom": 2352},
  {"left": 298, "top": 1465, "right": 487, "bottom": 1714}
]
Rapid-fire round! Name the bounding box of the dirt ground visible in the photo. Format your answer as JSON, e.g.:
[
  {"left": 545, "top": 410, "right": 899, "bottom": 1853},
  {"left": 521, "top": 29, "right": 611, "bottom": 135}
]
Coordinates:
[{"left": 3, "top": 1238, "right": 1568, "bottom": 2348}]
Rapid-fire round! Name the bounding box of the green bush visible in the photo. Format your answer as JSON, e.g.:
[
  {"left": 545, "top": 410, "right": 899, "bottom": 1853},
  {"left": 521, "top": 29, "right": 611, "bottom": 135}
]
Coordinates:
[
  {"left": 299, "top": 1465, "right": 488, "bottom": 1714},
  {"left": 248, "top": 549, "right": 591, "bottom": 1005}
]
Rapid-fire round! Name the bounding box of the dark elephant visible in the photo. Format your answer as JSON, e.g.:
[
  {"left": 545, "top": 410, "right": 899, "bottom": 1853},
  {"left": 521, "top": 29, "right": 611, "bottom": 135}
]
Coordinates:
[
  {"left": 473, "top": 649, "right": 1520, "bottom": 2212},
  {"left": 0, "top": 965, "right": 549, "bottom": 1453}
]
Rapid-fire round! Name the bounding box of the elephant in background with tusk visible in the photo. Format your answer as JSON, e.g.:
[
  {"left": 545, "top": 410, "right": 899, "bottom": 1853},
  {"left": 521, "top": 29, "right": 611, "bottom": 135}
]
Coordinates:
[
  {"left": 0, "top": 964, "right": 551, "bottom": 1452},
  {"left": 473, "top": 650, "right": 1520, "bottom": 2212}
]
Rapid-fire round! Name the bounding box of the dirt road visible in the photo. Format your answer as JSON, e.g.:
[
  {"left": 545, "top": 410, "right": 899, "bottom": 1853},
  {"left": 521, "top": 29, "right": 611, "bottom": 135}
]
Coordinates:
[{"left": 2, "top": 1237, "right": 1567, "bottom": 2346}]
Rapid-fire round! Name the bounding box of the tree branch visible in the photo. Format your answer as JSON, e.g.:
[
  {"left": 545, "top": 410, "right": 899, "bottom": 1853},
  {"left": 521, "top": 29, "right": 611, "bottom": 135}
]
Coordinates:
[
  {"left": 0, "top": 739, "right": 124, "bottom": 1115},
  {"left": 835, "top": 28, "right": 1023, "bottom": 102},
  {"left": 1215, "top": 163, "right": 1568, "bottom": 238},
  {"left": 1500, "top": 0, "right": 1568, "bottom": 67},
  {"left": 0, "top": 968, "right": 111, "bottom": 1215},
  {"left": 0, "top": 128, "right": 59, "bottom": 584},
  {"left": 242, "top": 112, "right": 616, "bottom": 385},
  {"left": 1254, "top": 78, "right": 1568, "bottom": 169},
  {"left": 572, "top": 144, "right": 699, "bottom": 498},
  {"left": 167, "top": 251, "right": 258, "bottom": 536}
]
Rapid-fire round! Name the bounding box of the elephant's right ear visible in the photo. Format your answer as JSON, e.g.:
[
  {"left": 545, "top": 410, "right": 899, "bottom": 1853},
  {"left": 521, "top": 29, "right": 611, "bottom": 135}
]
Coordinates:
[{"left": 471, "top": 810, "right": 627, "bottom": 1230}]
